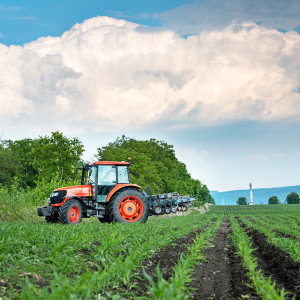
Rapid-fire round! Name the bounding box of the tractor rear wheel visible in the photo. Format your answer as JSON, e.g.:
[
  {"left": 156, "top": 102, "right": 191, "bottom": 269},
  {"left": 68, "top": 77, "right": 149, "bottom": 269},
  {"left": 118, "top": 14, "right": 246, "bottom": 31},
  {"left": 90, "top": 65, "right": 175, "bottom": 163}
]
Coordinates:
[
  {"left": 109, "top": 188, "right": 149, "bottom": 223},
  {"left": 58, "top": 199, "right": 83, "bottom": 225}
]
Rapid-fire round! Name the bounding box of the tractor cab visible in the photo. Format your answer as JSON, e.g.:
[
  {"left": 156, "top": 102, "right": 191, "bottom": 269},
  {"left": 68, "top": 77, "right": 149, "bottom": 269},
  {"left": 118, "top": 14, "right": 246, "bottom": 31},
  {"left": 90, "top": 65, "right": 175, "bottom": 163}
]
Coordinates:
[{"left": 87, "top": 161, "right": 130, "bottom": 202}]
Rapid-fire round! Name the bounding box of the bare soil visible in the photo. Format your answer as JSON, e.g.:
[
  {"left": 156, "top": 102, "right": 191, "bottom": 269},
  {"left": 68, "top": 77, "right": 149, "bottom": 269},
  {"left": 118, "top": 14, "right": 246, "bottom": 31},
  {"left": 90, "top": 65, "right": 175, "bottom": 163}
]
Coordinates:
[
  {"left": 246, "top": 227, "right": 300, "bottom": 299},
  {"left": 188, "top": 218, "right": 260, "bottom": 300},
  {"left": 237, "top": 219, "right": 300, "bottom": 299},
  {"left": 272, "top": 229, "right": 300, "bottom": 242},
  {"left": 132, "top": 226, "right": 207, "bottom": 297},
  {"left": 131, "top": 218, "right": 260, "bottom": 299}
]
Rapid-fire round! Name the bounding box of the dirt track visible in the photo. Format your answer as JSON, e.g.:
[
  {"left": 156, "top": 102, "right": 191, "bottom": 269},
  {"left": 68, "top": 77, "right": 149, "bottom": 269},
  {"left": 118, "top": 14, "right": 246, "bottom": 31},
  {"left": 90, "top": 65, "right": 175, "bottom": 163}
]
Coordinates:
[{"left": 189, "top": 218, "right": 259, "bottom": 300}]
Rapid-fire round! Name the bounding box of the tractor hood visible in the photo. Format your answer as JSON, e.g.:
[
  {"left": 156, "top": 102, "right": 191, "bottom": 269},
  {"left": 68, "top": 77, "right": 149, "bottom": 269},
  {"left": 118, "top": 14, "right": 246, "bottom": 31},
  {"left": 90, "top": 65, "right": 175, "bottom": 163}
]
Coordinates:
[{"left": 55, "top": 185, "right": 92, "bottom": 198}]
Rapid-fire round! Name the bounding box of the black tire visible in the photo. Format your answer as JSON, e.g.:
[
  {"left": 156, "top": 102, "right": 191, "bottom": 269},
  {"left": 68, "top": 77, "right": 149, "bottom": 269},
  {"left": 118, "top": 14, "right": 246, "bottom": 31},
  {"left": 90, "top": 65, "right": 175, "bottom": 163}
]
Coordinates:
[
  {"left": 45, "top": 212, "right": 59, "bottom": 223},
  {"left": 152, "top": 204, "right": 163, "bottom": 215},
  {"left": 171, "top": 206, "right": 178, "bottom": 213},
  {"left": 98, "top": 214, "right": 112, "bottom": 223},
  {"left": 58, "top": 199, "right": 83, "bottom": 225},
  {"left": 165, "top": 207, "right": 171, "bottom": 214},
  {"left": 109, "top": 188, "right": 149, "bottom": 224}
]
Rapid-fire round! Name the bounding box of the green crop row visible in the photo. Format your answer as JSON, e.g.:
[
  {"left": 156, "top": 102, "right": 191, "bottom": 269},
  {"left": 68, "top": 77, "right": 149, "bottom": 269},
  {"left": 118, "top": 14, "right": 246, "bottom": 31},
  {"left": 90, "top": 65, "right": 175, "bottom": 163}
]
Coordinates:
[
  {"left": 239, "top": 216, "right": 300, "bottom": 262},
  {"left": 137, "top": 216, "right": 223, "bottom": 299},
  {"left": 210, "top": 204, "right": 300, "bottom": 217},
  {"left": 0, "top": 212, "right": 214, "bottom": 299},
  {"left": 249, "top": 215, "right": 300, "bottom": 240},
  {"left": 230, "top": 217, "right": 286, "bottom": 299}
]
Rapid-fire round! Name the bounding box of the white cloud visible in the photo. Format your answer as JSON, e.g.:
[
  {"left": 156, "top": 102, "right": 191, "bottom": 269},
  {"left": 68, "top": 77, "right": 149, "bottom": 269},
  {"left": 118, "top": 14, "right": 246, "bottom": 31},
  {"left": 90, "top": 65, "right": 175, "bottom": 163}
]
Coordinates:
[
  {"left": 158, "top": 0, "right": 300, "bottom": 34},
  {"left": 1, "top": 17, "right": 300, "bottom": 135}
]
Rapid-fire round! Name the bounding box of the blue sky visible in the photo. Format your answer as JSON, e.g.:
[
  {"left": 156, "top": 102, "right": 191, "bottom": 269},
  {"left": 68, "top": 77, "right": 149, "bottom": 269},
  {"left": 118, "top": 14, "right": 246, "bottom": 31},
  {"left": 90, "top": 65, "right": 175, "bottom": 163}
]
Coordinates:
[
  {"left": 1, "top": 0, "right": 300, "bottom": 193},
  {"left": 0, "top": 0, "right": 193, "bottom": 45}
]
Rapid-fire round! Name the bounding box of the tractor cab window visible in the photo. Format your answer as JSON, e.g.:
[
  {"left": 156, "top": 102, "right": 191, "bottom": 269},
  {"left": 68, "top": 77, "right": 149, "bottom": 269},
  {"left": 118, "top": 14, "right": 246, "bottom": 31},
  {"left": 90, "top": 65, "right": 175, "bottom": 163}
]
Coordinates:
[
  {"left": 96, "top": 165, "right": 116, "bottom": 202},
  {"left": 118, "top": 166, "right": 130, "bottom": 183}
]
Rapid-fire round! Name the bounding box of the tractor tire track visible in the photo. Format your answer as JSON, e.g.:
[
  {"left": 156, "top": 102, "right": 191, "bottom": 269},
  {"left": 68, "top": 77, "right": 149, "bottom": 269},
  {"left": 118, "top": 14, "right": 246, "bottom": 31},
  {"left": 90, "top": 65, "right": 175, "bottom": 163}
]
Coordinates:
[{"left": 189, "top": 218, "right": 260, "bottom": 300}]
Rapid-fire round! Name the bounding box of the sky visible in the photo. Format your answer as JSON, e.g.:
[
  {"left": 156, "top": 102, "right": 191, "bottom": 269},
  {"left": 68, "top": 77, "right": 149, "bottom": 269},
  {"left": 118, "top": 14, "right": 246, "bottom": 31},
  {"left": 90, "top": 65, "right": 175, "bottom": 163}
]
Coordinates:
[{"left": 1, "top": 0, "right": 300, "bottom": 192}]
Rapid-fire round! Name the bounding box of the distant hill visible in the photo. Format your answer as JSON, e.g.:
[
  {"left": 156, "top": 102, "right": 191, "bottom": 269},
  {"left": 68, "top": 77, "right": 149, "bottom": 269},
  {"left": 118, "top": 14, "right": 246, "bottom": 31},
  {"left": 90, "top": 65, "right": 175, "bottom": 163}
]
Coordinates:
[{"left": 210, "top": 185, "right": 300, "bottom": 205}]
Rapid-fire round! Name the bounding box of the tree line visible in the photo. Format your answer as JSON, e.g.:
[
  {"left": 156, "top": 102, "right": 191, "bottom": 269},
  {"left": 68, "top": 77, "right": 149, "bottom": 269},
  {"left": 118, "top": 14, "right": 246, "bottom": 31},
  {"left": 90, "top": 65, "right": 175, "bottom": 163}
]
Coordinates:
[
  {"left": 0, "top": 132, "right": 214, "bottom": 205},
  {"left": 236, "top": 193, "right": 300, "bottom": 205}
]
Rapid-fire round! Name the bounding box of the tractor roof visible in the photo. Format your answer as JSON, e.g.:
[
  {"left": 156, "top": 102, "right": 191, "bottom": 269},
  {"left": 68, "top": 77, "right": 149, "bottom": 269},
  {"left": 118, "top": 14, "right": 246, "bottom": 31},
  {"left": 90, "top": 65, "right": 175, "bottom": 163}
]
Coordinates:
[{"left": 90, "top": 161, "right": 129, "bottom": 166}]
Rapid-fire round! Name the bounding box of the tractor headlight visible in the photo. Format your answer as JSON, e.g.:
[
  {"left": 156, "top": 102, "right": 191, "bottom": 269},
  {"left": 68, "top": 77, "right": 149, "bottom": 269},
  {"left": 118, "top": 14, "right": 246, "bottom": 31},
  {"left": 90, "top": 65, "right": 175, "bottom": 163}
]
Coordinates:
[{"left": 51, "top": 192, "right": 59, "bottom": 197}]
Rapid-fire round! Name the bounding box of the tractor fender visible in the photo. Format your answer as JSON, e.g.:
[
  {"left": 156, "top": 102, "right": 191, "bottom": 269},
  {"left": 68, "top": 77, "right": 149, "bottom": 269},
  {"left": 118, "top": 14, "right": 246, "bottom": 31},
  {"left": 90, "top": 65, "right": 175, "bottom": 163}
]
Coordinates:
[{"left": 105, "top": 184, "right": 142, "bottom": 202}]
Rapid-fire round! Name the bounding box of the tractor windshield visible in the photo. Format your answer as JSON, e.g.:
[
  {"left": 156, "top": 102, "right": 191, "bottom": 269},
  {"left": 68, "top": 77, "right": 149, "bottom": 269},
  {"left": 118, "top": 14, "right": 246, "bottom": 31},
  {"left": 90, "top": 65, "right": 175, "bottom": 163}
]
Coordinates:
[{"left": 98, "top": 165, "right": 116, "bottom": 185}]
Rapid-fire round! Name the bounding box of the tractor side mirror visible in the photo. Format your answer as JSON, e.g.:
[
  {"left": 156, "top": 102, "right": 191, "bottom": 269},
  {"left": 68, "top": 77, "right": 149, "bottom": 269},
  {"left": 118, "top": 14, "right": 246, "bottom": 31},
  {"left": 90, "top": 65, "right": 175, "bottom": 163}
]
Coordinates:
[{"left": 84, "top": 164, "right": 90, "bottom": 171}]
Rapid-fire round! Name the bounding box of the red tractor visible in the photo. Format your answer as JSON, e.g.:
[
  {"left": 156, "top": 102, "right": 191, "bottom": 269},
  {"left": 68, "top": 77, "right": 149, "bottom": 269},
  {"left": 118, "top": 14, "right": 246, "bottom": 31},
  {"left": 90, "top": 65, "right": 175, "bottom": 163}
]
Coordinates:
[{"left": 37, "top": 160, "right": 150, "bottom": 224}]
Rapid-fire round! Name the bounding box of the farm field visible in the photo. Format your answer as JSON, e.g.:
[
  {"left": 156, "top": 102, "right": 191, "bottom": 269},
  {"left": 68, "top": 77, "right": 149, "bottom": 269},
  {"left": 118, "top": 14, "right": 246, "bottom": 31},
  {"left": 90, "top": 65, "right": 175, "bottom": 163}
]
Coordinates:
[{"left": 0, "top": 205, "right": 300, "bottom": 299}]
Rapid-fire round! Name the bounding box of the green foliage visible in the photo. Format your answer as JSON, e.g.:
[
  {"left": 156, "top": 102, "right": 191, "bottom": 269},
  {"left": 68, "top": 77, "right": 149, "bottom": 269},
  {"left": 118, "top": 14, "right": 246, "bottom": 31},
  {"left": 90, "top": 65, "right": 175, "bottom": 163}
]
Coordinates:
[
  {"left": 268, "top": 196, "right": 279, "bottom": 205},
  {"left": 6, "top": 138, "right": 38, "bottom": 188},
  {"left": 0, "top": 140, "right": 20, "bottom": 187},
  {"left": 0, "top": 212, "right": 216, "bottom": 299},
  {"left": 286, "top": 192, "right": 300, "bottom": 204},
  {"left": 230, "top": 217, "right": 286, "bottom": 299},
  {"left": 237, "top": 197, "right": 248, "bottom": 205},
  {"left": 32, "top": 131, "right": 84, "bottom": 184},
  {"left": 143, "top": 217, "right": 222, "bottom": 299},
  {"left": 0, "top": 133, "right": 211, "bottom": 220},
  {"left": 207, "top": 193, "right": 215, "bottom": 205},
  {"left": 96, "top": 135, "right": 208, "bottom": 200},
  {"left": 0, "top": 132, "right": 83, "bottom": 189}
]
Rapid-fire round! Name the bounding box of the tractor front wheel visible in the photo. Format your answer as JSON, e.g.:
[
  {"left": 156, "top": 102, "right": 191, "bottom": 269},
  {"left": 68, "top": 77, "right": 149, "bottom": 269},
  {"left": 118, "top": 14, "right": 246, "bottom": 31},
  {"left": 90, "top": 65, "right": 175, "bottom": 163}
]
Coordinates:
[
  {"left": 58, "top": 199, "right": 83, "bottom": 225},
  {"left": 109, "top": 189, "right": 149, "bottom": 224},
  {"left": 45, "top": 212, "right": 59, "bottom": 223}
]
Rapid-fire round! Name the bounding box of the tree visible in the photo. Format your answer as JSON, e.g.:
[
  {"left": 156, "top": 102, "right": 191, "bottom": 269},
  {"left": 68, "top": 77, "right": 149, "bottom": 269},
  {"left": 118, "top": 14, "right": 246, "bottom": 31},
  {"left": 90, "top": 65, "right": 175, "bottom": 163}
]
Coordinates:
[
  {"left": 96, "top": 135, "right": 208, "bottom": 198},
  {"left": 208, "top": 193, "right": 216, "bottom": 205},
  {"left": 32, "top": 131, "right": 84, "bottom": 184},
  {"left": 237, "top": 197, "right": 248, "bottom": 205},
  {"left": 0, "top": 139, "right": 19, "bottom": 187},
  {"left": 268, "top": 196, "right": 279, "bottom": 204},
  {"left": 6, "top": 139, "right": 37, "bottom": 188},
  {"left": 286, "top": 192, "right": 300, "bottom": 204}
]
